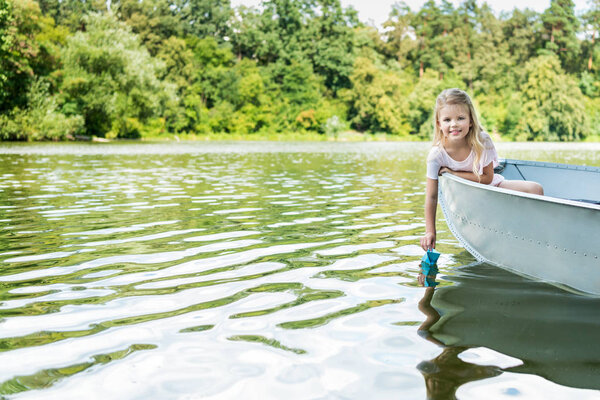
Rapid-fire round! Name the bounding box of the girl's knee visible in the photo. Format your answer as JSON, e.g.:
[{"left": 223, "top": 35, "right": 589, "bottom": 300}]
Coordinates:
[{"left": 530, "top": 182, "right": 544, "bottom": 195}]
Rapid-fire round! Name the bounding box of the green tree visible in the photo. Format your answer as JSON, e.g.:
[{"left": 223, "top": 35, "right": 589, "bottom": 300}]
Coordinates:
[
  {"left": 0, "top": 0, "right": 14, "bottom": 107},
  {"left": 540, "top": 0, "right": 581, "bottom": 72},
  {"left": 411, "top": 0, "right": 446, "bottom": 78},
  {"left": 59, "top": 13, "right": 173, "bottom": 137},
  {"left": 231, "top": 0, "right": 356, "bottom": 92},
  {"left": 307, "top": 0, "right": 358, "bottom": 91},
  {"left": 112, "top": 0, "right": 183, "bottom": 56},
  {"left": 517, "top": 54, "right": 587, "bottom": 140},
  {"left": 0, "top": 78, "right": 84, "bottom": 141},
  {"left": 503, "top": 9, "right": 540, "bottom": 67},
  {"left": 174, "top": 0, "right": 232, "bottom": 40},
  {"left": 450, "top": 0, "right": 482, "bottom": 90},
  {"left": 582, "top": 0, "right": 600, "bottom": 76},
  {"left": 157, "top": 36, "right": 195, "bottom": 93},
  {"left": 37, "top": 0, "right": 107, "bottom": 31},
  {"left": 381, "top": 2, "right": 417, "bottom": 68},
  {"left": 467, "top": 4, "right": 513, "bottom": 94},
  {"left": 406, "top": 69, "right": 464, "bottom": 138},
  {"left": 344, "top": 57, "right": 413, "bottom": 135},
  {"left": 0, "top": 0, "right": 66, "bottom": 111}
]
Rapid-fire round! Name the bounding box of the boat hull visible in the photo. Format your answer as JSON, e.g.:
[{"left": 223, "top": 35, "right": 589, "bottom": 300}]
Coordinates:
[{"left": 438, "top": 165, "right": 600, "bottom": 295}]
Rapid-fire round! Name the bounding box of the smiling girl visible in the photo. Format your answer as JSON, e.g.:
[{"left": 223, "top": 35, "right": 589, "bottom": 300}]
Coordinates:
[{"left": 420, "top": 88, "right": 544, "bottom": 251}]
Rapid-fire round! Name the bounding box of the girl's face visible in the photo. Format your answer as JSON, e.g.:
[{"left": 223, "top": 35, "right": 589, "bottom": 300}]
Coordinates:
[{"left": 437, "top": 104, "right": 472, "bottom": 143}]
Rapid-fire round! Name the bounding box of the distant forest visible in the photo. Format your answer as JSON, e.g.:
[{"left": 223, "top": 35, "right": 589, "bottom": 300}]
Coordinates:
[{"left": 1, "top": 0, "right": 599, "bottom": 141}]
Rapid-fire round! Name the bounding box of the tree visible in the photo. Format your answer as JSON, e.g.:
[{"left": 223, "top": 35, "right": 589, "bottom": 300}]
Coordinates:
[
  {"left": 157, "top": 36, "right": 195, "bottom": 93},
  {"left": 37, "top": 0, "right": 107, "bottom": 31},
  {"left": 174, "top": 0, "right": 232, "bottom": 40},
  {"left": 399, "top": 0, "right": 456, "bottom": 79},
  {"left": 344, "top": 57, "right": 413, "bottom": 135},
  {"left": 307, "top": 0, "right": 358, "bottom": 91},
  {"left": 231, "top": 0, "right": 356, "bottom": 93},
  {"left": 0, "top": 0, "right": 61, "bottom": 111},
  {"left": 582, "top": 0, "right": 600, "bottom": 74},
  {"left": 0, "top": 0, "right": 14, "bottom": 107},
  {"left": 450, "top": 0, "right": 482, "bottom": 90},
  {"left": 59, "top": 13, "right": 173, "bottom": 137},
  {"left": 467, "top": 3, "right": 513, "bottom": 94},
  {"left": 112, "top": 0, "right": 183, "bottom": 56},
  {"left": 411, "top": 0, "right": 446, "bottom": 78},
  {"left": 540, "top": 0, "right": 581, "bottom": 73},
  {"left": 406, "top": 69, "right": 464, "bottom": 137},
  {"left": 381, "top": 2, "right": 417, "bottom": 68},
  {"left": 503, "top": 9, "right": 540, "bottom": 67},
  {"left": 517, "top": 54, "right": 587, "bottom": 140}
]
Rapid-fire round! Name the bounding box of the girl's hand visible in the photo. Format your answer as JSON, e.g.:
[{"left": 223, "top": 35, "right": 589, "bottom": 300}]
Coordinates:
[
  {"left": 420, "top": 232, "right": 436, "bottom": 251},
  {"left": 438, "top": 167, "right": 452, "bottom": 176}
]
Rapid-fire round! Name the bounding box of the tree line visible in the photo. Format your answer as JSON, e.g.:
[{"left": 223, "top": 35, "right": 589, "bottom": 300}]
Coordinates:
[{"left": 1, "top": 0, "right": 599, "bottom": 141}]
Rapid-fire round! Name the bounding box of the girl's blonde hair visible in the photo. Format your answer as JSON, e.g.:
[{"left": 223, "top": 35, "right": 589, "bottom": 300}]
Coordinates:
[{"left": 432, "top": 88, "right": 485, "bottom": 178}]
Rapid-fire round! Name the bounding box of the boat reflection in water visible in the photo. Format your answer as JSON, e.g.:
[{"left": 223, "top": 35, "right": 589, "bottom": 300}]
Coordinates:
[
  {"left": 416, "top": 260, "right": 600, "bottom": 398},
  {"left": 417, "top": 285, "right": 501, "bottom": 399}
]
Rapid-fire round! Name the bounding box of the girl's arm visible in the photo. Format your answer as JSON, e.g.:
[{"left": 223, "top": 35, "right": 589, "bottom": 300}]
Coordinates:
[
  {"left": 420, "top": 178, "right": 438, "bottom": 251},
  {"left": 439, "top": 162, "right": 494, "bottom": 184}
]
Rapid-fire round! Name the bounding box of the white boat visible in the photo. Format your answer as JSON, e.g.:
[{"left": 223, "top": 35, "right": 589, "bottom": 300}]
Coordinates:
[{"left": 438, "top": 159, "right": 600, "bottom": 295}]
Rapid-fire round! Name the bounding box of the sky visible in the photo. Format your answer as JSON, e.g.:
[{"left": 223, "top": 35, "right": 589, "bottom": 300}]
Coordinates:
[{"left": 229, "top": 0, "right": 591, "bottom": 29}]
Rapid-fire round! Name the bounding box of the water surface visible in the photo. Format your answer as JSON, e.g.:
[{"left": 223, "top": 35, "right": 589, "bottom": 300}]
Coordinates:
[{"left": 0, "top": 141, "right": 599, "bottom": 399}]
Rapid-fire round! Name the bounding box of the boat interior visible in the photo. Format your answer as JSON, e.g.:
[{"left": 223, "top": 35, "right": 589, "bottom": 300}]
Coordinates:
[{"left": 495, "top": 159, "right": 600, "bottom": 205}]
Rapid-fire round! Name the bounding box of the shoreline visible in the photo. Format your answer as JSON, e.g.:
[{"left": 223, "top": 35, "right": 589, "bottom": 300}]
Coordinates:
[{"left": 6, "top": 130, "right": 599, "bottom": 144}]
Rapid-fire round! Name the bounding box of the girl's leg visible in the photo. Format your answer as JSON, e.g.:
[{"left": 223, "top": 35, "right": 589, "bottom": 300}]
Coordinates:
[{"left": 498, "top": 180, "right": 544, "bottom": 195}]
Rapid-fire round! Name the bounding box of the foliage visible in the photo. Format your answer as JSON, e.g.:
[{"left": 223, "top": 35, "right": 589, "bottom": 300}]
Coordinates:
[
  {"left": 58, "top": 13, "right": 173, "bottom": 137},
  {"left": 541, "top": 0, "right": 580, "bottom": 73},
  {"left": 112, "top": 0, "right": 183, "bottom": 56},
  {"left": 517, "top": 55, "right": 587, "bottom": 141},
  {"left": 175, "top": 0, "right": 232, "bottom": 40},
  {"left": 0, "top": 78, "right": 83, "bottom": 140},
  {"left": 1, "top": 0, "right": 599, "bottom": 141},
  {"left": 344, "top": 57, "right": 413, "bottom": 135},
  {"left": 1, "top": 0, "right": 45, "bottom": 110}
]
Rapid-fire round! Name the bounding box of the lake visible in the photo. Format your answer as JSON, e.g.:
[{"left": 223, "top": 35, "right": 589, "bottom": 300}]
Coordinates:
[{"left": 0, "top": 141, "right": 599, "bottom": 399}]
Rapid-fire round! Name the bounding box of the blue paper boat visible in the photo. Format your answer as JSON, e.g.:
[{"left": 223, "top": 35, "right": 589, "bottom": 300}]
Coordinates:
[
  {"left": 420, "top": 249, "right": 441, "bottom": 287},
  {"left": 421, "top": 249, "right": 440, "bottom": 267}
]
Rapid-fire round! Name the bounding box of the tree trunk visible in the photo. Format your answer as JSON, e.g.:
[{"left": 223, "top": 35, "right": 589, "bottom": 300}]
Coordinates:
[
  {"left": 467, "top": 51, "right": 472, "bottom": 90},
  {"left": 589, "top": 31, "right": 595, "bottom": 71}
]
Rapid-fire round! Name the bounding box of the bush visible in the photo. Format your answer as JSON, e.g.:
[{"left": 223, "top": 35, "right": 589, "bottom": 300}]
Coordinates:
[{"left": 0, "top": 78, "right": 84, "bottom": 141}]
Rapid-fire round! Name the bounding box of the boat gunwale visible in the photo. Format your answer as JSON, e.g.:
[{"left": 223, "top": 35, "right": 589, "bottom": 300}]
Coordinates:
[{"left": 500, "top": 158, "right": 600, "bottom": 173}]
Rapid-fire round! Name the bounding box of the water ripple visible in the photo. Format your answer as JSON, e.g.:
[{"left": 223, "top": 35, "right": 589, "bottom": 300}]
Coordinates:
[{"left": 0, "top": 143, "right": 598, "bottom": 399}]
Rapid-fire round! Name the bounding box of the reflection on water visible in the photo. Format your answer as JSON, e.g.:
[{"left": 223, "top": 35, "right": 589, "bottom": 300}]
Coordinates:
[
  {"left": 416, "top": 260, "right": 600, "bottom": 399},
  {"left": 0, "top": 142, "right": 598, "bottom": 399},
  {"left": 417, "top": 272, "right": 502, "bottom": 400},
  {"left": 427, "top": 262, "right": 600, "bottom": 393}
]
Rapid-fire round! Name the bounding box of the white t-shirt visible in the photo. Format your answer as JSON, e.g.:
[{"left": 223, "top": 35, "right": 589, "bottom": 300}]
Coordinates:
[{"left": 426, "top": 131, "right": 505, "bottom": 186}]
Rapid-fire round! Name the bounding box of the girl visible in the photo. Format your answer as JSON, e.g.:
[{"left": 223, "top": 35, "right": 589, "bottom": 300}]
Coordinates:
[{"left": 420, "top": 88, "right": 543, "bottom": 251}]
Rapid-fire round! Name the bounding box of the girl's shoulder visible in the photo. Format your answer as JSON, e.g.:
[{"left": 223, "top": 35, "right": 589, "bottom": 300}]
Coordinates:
[
  {"left": 426, "top": 145, "right": 444, "bottom": 162},
  {"left": 479, "top": 130, "right": 495, "bottom": 148}
]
